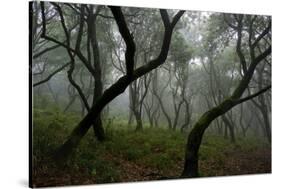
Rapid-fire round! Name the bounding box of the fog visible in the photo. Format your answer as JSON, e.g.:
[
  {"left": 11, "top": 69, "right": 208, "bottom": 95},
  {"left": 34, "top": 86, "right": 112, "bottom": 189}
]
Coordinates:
[{"left": 31, "top": 1, "right": 271, "bottom": 186}]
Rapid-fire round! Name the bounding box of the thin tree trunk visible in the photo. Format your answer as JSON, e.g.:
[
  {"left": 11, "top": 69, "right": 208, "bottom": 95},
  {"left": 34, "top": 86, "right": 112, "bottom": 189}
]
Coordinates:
[
  {"left": 260, "top": 104, "right": 271, "bottom": 143},
  {"left": 134, "top": 111, "right": 143, "bottom": 131},
  {"left": 88, "top": 6, "right": 105, "bottom": 141},
  {"left": 221, "top": 115, "right": 236, "bottom": 143},
  {"left": 128, "top": 84, "right": 134, "bottom": 126},
  {"left": 157, "top": 95, "right": 172, "bottom": 129}
]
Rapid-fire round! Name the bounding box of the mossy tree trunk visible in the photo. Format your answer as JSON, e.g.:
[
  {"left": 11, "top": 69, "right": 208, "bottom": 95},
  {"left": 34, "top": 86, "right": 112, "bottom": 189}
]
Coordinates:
[{"left": 182, "top": 99, "right": 236, "bottom": 177}]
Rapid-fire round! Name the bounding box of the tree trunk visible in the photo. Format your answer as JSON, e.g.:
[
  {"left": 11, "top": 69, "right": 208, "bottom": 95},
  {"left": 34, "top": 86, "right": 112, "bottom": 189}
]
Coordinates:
[
  {"left": 155, "top": 94, "right": 172, "bottom": 129},
  {"left": 134, "top": 111, "right": 143, "bottom": 131},
  {"left": 93, "top": 116, "right": 105, "bottom": 141},
  {"left": 250, "top": 76, "right": 271, "bottom": 143},
  {"left": 63, "top": 95, "right": 76, "bottom": 113},
  {"left": 88, "top": 8, "right": 105, "bottom": 141},
  {"left": 182, "top": 59, "right": 271, "bottom": 177},
  {"left": 172, "top": 100, "right": 183, "bottom": 131},
  {"left": 224, "top": 124, "right": 228, "bottom": 139},
  {"left": 54, "top": 76, "right": 131, "bottom": 163},
  {"left": 154, "top": 110, "right": 160, "bottom": 128},
  {"left": 143, "top": 99, "right": 154, "bottom": 128},
  {"left": 147, "top": 113, "right": 154, "bottom": 128},
  {"left": 128, "top": 85, "right": 134, "bottom": 126},
  {"left": 181, "top": 99, "right": 236, "bottom": 177},
  {"left": 221, "top": 115, "right": 236, "bottom": 143},
  {"left": 260, "top": 105, "right": 271, "bottom": 143},
  {"left": 180, "top": 100, "right": 191, "bottom": 133},
  {"left": 216, "top": 119, "right": 223, "bottom": 135},
  {"left": 128, "top": 108, "right": 134, "bottom": 126},
  {"left": 91, "top": 75, "right": 105, "bottom": 141}
]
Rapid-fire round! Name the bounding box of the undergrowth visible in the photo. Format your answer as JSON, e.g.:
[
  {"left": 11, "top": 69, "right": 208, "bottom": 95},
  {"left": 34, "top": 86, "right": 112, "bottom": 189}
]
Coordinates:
[{"left": 32, "top": 108, "right": 271, "bottom": 186}]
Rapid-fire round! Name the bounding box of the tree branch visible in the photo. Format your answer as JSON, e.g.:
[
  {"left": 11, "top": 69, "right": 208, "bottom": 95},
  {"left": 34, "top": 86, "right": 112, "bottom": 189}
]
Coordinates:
[
  {"left": 160, "top": 9, "right": 170, "bottom": 28},
  {"left": 223, "top": 14, "right": 238, "bottom": 30},
  {"left": 254, "top": 46, "right": 272, "bottom": 65},
  {"left": 46, "top": 2, "right": 90, "bottom": 111},
  {"left": 252, "top": 21, "right": 271, "bottom": 48},
  {"left": 248, "top": 15, "right": 257, "bottom": 60},
  {"left": 33, "top": 43, "right": 61, "bottom": 59},
  {"left": 109, "top": 6, "right": 136, "bottom": 78},
  {"left": 33, "top": 62, "right": 71, "bottom": 87},
  {"left": 235, "top": 85, "right": 271, "bottom": 105},
  {"left": 40, "top": 2, "right": 95, "bottom": 75},
  {"left": 32, "top": 62, "right": 47, "bottom": 76},
  {"left": 53, "top": 6, "right": 185, "bottom": 160},
  {"left": 171, "top": 10, "right": 185, "bottom": 27}
]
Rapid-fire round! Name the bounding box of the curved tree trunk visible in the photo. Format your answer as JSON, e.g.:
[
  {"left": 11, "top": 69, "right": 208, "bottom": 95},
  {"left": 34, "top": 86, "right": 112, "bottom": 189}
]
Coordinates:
[
  {"left": 181, "top": 46, "right": 271, "bottom": 177},
  {"left": 52, "top": 7, "right": 185, "bottom": 162},
  {"left": 181, "top": 99, "right": 236, "bottom": 177},
  {"left": 181, "top": 84, "right": 271, "bottom": 178}
]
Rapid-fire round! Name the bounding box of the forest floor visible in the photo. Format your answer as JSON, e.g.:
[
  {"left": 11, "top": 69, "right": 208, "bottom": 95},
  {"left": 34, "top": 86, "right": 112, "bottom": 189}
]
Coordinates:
[
  {"left": 32, "top": 110, "right": 271, "bottom": 187},
  {"left": 96, "top": 146, "right": 271, "bottom": 181}
]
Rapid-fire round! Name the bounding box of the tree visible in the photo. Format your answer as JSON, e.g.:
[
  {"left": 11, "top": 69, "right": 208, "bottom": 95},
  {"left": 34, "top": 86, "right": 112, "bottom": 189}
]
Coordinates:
[
  {"left": 36, "top": 3, "right": 130, "bottom": 141},
  {"left": 169, "top": 31, "right": 193, "bottom": 130},
  {"left": 153, "top": 69, "right": 173, "bottom": 129},
  {"left": 250, "top": 63, "right": 271, "bottom": 143},
  {"left": 52, "top": 6, "right": 185, "bottom": 162},
  {"left": 143, "top": 70, "right": 161, "bottom": 128},
  {"left": 181, "top": 14, "right": 271, "bottom": 177}
]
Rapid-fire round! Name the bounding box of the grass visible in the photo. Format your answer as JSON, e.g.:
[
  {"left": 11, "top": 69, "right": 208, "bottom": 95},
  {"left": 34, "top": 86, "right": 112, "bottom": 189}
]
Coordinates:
[{"left": 32, "top": 108, "right": 271, "bottom": 186}]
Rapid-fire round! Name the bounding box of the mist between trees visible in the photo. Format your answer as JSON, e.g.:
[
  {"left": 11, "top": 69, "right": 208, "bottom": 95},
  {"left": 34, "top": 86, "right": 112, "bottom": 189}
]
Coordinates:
[{"left": 31, "top": 1, "right": 271, "bottom": 186}]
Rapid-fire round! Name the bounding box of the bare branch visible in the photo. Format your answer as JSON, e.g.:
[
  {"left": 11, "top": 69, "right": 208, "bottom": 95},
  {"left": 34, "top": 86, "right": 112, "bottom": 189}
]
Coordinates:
[
  {"left": 235, "top": 85, "right": 271, "bottom": 105},
  {"left": 33, "top": 62, "right": 71, "bottom": 87},
  {"left": 32, "top": 61, "right": 47, "bottom": 76},
  {"left": 252, "top": 21, "right": 271, "bottom": 48},
  {"left": 223, "top": 14, "right": 238, "bottom": 30},
  {"left": 40, "top": 2, "right": 95, "bottom": 75},
  {"left": 171, "top": 10, "right": 185, "bottom": 27},
  {"left": 33, "top": 43, "right": 61, "bottom": 59},
  {"left": 160, "top": 9, "right": 170, "bottom": 28}
]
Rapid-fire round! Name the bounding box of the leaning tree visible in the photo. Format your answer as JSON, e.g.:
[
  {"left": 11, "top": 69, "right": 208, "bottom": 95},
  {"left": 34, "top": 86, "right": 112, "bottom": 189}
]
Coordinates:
[
  {"left": 45, "top": 5, "right": 186, "bottom": 162},
  {"left": 181, "top": 13, "right": 271, "bottom": 177}
]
